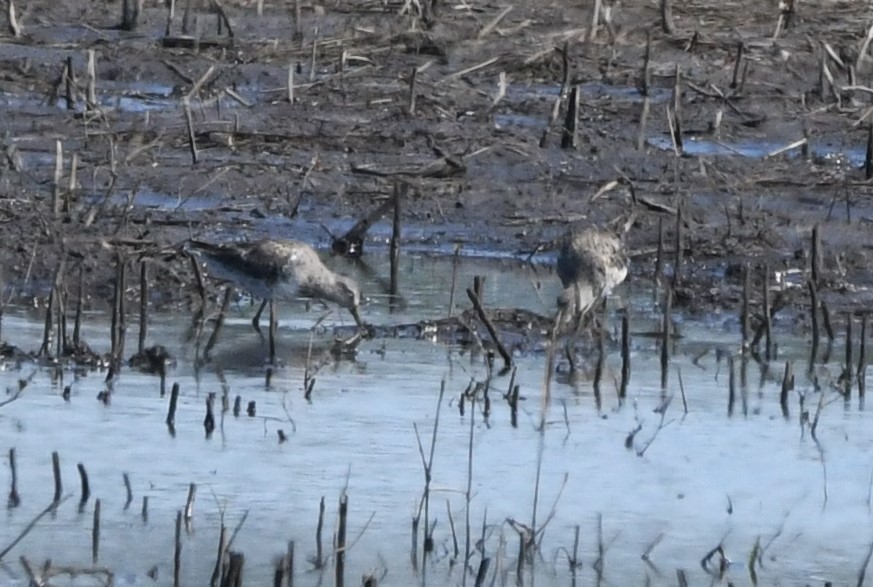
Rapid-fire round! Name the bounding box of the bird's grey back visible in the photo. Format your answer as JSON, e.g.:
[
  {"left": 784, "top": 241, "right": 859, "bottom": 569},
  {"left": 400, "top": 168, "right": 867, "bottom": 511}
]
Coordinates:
[{"left": 557, "top": 229, "right": 627, "bottom": 291}]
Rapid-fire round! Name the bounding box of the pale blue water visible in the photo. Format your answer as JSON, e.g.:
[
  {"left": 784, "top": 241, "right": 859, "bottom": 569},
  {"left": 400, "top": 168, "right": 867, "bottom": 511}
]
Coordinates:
[{"left": 0, "top": 254, "right": 870, "bottom": 586}]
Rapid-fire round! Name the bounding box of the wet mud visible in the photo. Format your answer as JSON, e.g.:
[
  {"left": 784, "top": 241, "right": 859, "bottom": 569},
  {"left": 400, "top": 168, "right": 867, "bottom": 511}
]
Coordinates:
[{"left": 0, "top": 0, "right": 871, "bottom": 328}]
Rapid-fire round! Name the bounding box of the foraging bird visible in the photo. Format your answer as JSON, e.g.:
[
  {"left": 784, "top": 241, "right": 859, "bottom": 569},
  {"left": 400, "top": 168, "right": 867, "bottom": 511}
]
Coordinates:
[
  {"left": 188, "top": 239, "right": 363, "bottom": 327},
  {"left": 555, "top": 225, "right": 629, "bottom": 324}
]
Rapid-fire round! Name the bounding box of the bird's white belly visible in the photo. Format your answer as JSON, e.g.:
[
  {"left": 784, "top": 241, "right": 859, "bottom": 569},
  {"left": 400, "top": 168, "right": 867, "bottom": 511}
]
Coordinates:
[{"left": 603, "top": 265, "right": 629, "bottom": 295}]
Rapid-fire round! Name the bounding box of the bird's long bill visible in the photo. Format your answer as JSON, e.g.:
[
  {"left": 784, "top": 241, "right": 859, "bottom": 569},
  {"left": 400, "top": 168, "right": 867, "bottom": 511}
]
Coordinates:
[{"left": 350, "top": 305, "right": 363, "bottom": 327}]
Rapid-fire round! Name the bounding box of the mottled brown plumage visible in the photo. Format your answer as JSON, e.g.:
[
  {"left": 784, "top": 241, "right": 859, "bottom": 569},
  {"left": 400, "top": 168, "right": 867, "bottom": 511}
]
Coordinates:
[
  {"left": 189, "top": 239, "right": 362, "bottom": 326},
  {"left": 556, "top": 228, "right": 629, "bottom": 320}
]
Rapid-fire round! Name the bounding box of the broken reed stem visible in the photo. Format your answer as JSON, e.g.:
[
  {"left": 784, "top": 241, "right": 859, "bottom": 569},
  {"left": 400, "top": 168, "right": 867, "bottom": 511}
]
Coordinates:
[
  {"left": 867, "top": 125, "right": 873, "bottom": 180},
  {"left": 660, "top": 0, "right": 675, "bottom": 34},
  {"left": 39, "top": 284, "right": 55, "bottom": 358},
  {"left": 817, "top": 48, "right": 829, "bottom": 100},
  {"left": 672, "top": 201, "right": 683, "bottom": 288},
  {"left": 811, "top": 224, "right": 822, "bottom": 285},
  {"left": 285, "top": 540, "right": 295, "bottom": 587},
  {"left": 66, "top": 151, "right": 77, "bottom": 214},
  {"left": 408, "top": 66, "right": 418, "bottom": 115},
  {"left": 56, "top": 269, "right": 67, "bottom": 358},
  {"left": 92, "top": 498, "right": 101, "bottom": 563},
  {"left": 780, "top": 361, "right": 793, "bottom": 419},
  {"left": 473, "top": 275, "right": 484, "bottom": 302},
  {"left": 730, "top": 41, "right": 744, "bottom": 89},
  {"left": 510, "top": 383, "right": 520, "bottom": 427},
  {"left": 727, "top": 355, "right": 736, "bottom": 417},
  {"left": 204, "top": 393, "right": 216, "bottom": 438},
  {"left": 117, "top": 255, "right": 127, "bottom": 365},
  {"left": 181, "top": 0, "right": 190, "bottom": 34},
  {"left": 141, "top": 496, "right": 149, "bottom": 522},
  {"left": 860, "top": 314, "right": 868, "bottom": 399},
  {"left": 173, "top": 510, "right": 182, "bottom": 587},
  {"left": 123, "top": 472, "right": 133, "bottom": 510},
  {"left": 8, "top": 447, "right": 20, "bottom": 508},
  {"left": 474, "top": 558, "right": 491, "bottom": 587},
  {"left": 225, "top": 552, "right": 245, "bottom": 586},
  {"left": 467, "top": 288, "right": 512, "bottom": 370},
  {"left": 591, "top": 0, "right": 601, "bottom": 38},
  {"left": 677, "top": 364, "right": 688, "bottom": 413},
  {"left": 86, "top": 50, "right": 97, "bottom": 108},
  {"left": 184, "top": 102, "right": 198, "bottom": 164},
  {"left": 64, "top": 56, "right": 75, "bottom": 110},
  {"left": 619, "top": 312, "right": 630, "bottom": 400},
  {"left": 420, "top": 381, "right": 445, "bottom": 566},
  {"left": 287, "top": 61, "right": 294, "bottom": 104},
  {"left": 592, "top": 301, "right": 605, "bottom": 409},
  {"left": 77, "top": 463, "right": 90, "bottom": 508},
  {"left": 7, "top": 0, "right": 21, "bottom": 37},
  {"left": 51, "top": 451, "right": 62, "bottom": 505},
  {"left": 73, "top": 266, "right": 83, "bottom": 349},
  {"left": 741, "top": 263, "right": 750, "bottom": 348},
  {"left": 808, "top": 280, "right": 820, "bottom": 369},
  {"left": 539, "top": 41, "right": 570, "bottom": 147},
  {"left": 210, "top": 525, "right": 227, "bottom": 587},
  {"left": 762, "top": 263, "right": 772, "bottom": 361},
  {"left": 462, "top": 392, "right": 476, "bottom": 587},
  {"left": 205, "top": 286, "right": 232, "bottom": 355},
  {"left": 822, "top": 299, "right": 835, "bottom": 342},
  {"left": 335, "top": 493, "right": 348, "bottom": 587},
  {"left": 315, "top": 496, "right": 325, "bottom": 568},
  {"left": 654, "top": 217, "right": 664, "bottom": 292},
  {"left": 671, "top": 65, "right": 683, "bottom": 152},
  {"left": 309, "top": 28, "right": 319, "bottom": 82},
  {"left": 268, "top": 300, "right": 277, "bottom": 365},
  {"left": 184, "top": 482, "right": 196, "bottom": 520},
  {"left": 389, "top": 182, "right": 402, "bottom": 298},
  {"left": 660, "top": 288, "right": 672, "bottom": 395},
  {"left": 845, "top": 316, "right": 854, "bottom": 397},
  {"left": 109, "top": 253, "right": 124, "bottom": 365},
  {"left": 138, "top": 260, "right": 148, "bottom": 354},
  {"left": 448, "top": 245, "right": 460, "bottom": 318},
  {"left": 121, "top": 0, "right": 138, "bottom": 31},
  {"left": 53, "top": 140, "right": 63, "bottom": 218},
  {"left": 164, "top": 0, "right": 175, "bottom": 36},
  {"left": 446, "top": 499, "right": 459, "bottom": 561},
  {"left": 636, "top": 32, "right": 652, "bottom": 151},
  {"left": 166, "top": 382, "right": 180, "bottom": 432},
  {"left": 560, "top": 85, "right": 580, "bottom": 150}
]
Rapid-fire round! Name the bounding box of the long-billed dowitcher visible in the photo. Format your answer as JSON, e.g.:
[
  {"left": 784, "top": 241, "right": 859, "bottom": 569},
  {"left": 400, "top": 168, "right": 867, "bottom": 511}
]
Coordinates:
[{"left": 188, "top": 239, "right": 363, "bottom": 327}]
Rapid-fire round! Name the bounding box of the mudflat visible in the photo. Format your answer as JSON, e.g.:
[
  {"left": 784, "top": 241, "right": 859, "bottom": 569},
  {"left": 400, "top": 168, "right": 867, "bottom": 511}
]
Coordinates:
[{"left": 0, "top": 0, "right": 870, "bottom": 319}]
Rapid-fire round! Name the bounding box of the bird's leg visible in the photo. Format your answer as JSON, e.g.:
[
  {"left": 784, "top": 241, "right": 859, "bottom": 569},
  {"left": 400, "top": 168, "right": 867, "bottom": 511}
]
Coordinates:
[
  {"left": 350, "top": 305, "right": 372, "bottom": 338},
  {"left": 592, "top": 298, "right": 608, "bottom": 339},
  {"left": 252, "top": 299, "right": 268, "bottom": 333},
  {"left": 268, "top": 300, "right": 277, "bottom": 364},
  {"left": 564, "top": 339, "right": 577, "bottom": 373},
  {"left": 564, "top": 308, "right": 587, "bottom": 374}
]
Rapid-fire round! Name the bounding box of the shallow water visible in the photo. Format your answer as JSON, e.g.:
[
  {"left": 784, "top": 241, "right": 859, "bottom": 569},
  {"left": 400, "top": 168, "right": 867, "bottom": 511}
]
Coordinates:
[
  {"left": 0, "top": 253, "right": 871, "bottom": 586},
  {"left": 648, "top": 134, "right": 865, "bottom": 167}
]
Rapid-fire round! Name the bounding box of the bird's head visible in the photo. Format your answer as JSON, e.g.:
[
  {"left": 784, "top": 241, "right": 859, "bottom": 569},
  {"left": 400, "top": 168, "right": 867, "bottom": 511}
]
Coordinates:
[
  {"left": 330, "top": 275, "right": 361, "bottom": 309},
  {"left": 556, "top": 282, "right": 597, "bottom": 322}
]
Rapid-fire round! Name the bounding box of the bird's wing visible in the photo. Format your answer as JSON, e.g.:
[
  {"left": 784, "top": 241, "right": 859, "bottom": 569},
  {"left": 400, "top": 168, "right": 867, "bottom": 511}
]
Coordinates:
[{"left": 189, "top": 240, "right": 283, "bottom": 282}]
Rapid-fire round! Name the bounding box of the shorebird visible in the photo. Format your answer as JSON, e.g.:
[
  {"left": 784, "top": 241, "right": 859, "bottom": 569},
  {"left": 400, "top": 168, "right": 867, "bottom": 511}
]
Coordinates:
[
  {"left": 188, "top": 239, "right": 363, "bottom": 327},
  {"left": 555, "top": 222, "right": 630, "bottom": 325}
]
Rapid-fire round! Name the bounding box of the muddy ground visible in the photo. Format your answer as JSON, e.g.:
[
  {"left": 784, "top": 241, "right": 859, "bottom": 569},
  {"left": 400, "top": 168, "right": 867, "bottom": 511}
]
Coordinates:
[{"left": 0, "top": 0, "right": 871, "bottom": 330}]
